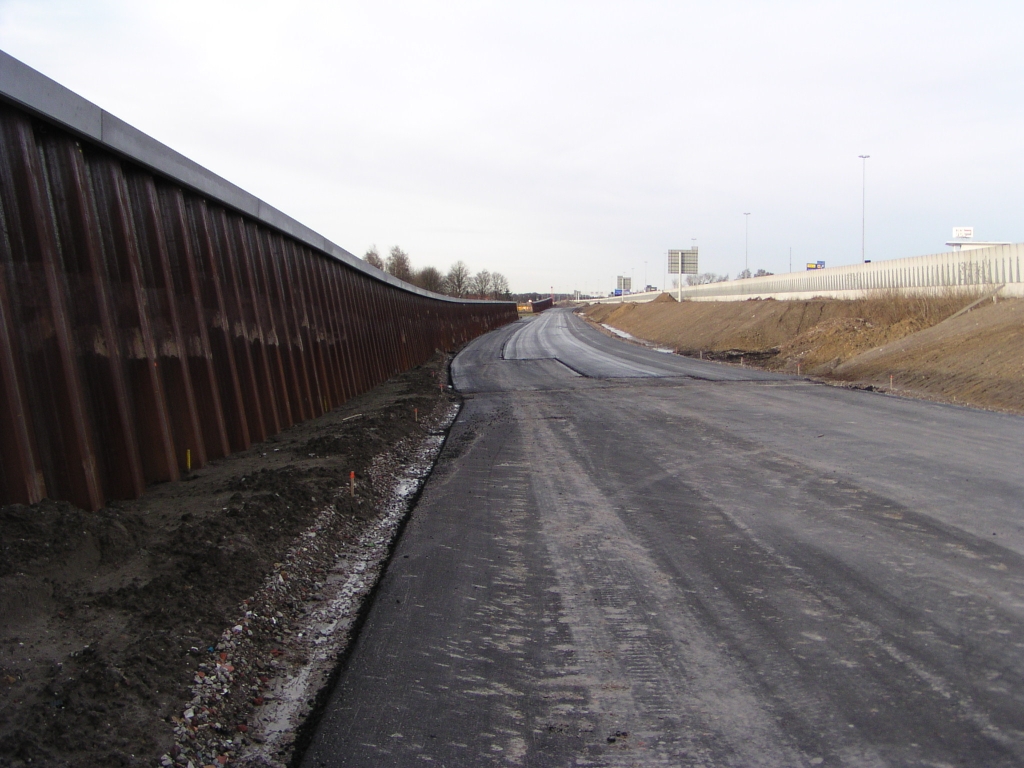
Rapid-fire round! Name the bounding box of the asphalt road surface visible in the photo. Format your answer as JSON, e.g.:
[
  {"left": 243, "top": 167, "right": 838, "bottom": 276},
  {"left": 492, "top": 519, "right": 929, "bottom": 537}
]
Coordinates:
[{"left": 302, "top": 308, "right": 1024, "bottom": 767}]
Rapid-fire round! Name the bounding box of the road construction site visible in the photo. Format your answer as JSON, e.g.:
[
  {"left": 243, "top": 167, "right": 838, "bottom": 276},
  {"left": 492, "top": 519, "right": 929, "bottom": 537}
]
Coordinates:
[
  {"left": 301, "top": 308, "right": 1024, "bottom": 767},
  {"left": 7, "top": 302, "right": 1024, "bottom": 767}
]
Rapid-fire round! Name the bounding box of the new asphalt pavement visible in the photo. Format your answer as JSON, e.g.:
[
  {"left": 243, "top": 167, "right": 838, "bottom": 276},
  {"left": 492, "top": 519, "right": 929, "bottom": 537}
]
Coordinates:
[{"left": 301, "top": 308, "right": 1024, "bottom": 767}]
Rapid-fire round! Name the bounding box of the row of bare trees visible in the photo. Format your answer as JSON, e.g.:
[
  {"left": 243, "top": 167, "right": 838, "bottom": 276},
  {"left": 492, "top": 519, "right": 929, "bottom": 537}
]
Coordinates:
[
  {"left": 680, "top": 268, "right": 773, "bottom": 286},
  {"left": 363, "top": 246, "right": 511, "bottom": 300}
]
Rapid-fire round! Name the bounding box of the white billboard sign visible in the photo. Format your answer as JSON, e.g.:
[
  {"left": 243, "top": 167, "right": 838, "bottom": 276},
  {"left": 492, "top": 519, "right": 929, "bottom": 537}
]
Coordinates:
[{"left": 668, "top": 248, "right": 699, "bottom": 275}]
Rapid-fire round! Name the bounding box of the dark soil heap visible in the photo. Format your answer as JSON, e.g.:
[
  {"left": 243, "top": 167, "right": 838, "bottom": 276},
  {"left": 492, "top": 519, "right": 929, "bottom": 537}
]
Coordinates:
[{"left": 0, "top": 354, "right": 458, "bottom": 768}]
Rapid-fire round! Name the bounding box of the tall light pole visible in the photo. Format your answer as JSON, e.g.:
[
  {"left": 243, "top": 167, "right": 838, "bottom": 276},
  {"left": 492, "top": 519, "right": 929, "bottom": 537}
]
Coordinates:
[
  {"left": 858, "top": 155, "right": 870, "bottom": 263},
  {"left": 743, "top": 213, "right": 751, "bottom": 276}
]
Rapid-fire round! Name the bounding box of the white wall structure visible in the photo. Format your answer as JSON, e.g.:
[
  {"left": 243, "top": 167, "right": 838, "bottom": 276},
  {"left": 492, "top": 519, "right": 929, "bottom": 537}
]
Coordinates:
[{"left": 591, "top": 244, "right": 1024, "bottom": 304}]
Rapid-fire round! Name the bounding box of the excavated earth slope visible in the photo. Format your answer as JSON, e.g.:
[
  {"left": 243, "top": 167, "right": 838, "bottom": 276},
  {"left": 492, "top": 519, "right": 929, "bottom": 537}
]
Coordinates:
[{"left": 584, "top": 294, "right": 1024, "bottom": 414}]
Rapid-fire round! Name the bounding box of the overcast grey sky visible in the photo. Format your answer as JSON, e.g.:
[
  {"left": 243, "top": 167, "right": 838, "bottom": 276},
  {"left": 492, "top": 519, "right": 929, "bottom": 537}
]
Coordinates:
[{"left": 1, "top": 1, "right": 1021, "bottom": 293}]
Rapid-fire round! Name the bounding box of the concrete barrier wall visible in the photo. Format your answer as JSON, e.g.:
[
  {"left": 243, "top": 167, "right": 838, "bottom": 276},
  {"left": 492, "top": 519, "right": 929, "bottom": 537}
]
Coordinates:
[
  {"left": 592, "top": 244, "right": 1024, "bottom": 304},
  {"left": 0, "top": 52, "right": 516, "bottom": 510}
]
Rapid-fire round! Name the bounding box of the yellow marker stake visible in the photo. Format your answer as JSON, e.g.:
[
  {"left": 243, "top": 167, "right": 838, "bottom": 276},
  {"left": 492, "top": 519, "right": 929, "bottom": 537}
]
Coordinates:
[{"left": 186, "top": 449, "right": 191, "bottom": 472}]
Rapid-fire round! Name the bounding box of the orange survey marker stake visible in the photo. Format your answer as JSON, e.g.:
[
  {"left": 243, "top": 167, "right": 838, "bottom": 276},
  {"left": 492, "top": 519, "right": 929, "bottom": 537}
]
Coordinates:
[
  {"left": 797, "top": 362, "right": 801, "bottom": 375},
  {"left": 186, "top": 449, "right": 191, "bottom": 472},
  {"left": 349, "top": 471, "right": 355, "bottom": 497},
  {"left": 890, "top": 374, "right": 894, "bottom": 390},
  {"left": 414, "top": 407, "right": 419, "bottom": 423}
]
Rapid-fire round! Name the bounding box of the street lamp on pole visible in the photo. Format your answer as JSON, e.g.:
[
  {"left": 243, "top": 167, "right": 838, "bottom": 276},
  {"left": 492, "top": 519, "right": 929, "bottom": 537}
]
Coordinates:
[
  {"left": 743, "top": 213, "right": 751, "bottom": 276},
  {"left": 858, "top": 155, "right": 870, "bottom": 263}
]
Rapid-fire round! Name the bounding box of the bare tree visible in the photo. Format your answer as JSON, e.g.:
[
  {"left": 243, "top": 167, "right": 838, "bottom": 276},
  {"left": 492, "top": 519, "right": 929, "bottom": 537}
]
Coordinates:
[
  {"left": 444, "top": 261, "right": 471, "bottom": 297},
  {"left": 364, "top": 245, "right": 384, "bottom": 270},
  {"left": 414, "top": 265, "right": 445, "bottom": 293},
  {"left": 491, "top": 272, "right": 510, "bottom": 299},
  {"left": 471, "top": 269, "right": 492, "bottom": 298},
  {"left": 365, "top": 247, "right": 509, "bottom": 298},
  {"left": 737, "top": 269, "right": 752, "bottom": 280},
  {"left": 753, "top": 268, "right": 773, "bottom": 277},
  {"left": 386, "top": 246, "right": 413, "bottom": 282}
]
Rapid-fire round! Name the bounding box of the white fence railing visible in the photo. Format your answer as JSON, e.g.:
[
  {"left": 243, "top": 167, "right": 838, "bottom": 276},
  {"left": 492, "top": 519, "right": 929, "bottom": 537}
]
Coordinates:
[{"left": 592, "top": 243, "right": 1024, "bottom": 303}]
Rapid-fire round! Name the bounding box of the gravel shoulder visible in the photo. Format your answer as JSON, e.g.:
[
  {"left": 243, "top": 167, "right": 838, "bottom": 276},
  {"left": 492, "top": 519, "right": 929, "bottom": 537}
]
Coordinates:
[{"left": 0, "top": 353, "right": 460, "bottom": 768}]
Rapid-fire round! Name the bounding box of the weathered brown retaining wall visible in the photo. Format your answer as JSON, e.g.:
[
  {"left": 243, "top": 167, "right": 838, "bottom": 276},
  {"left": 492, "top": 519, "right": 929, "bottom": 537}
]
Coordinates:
[{"left": 0, "top": 57, "right": 516, "bottom": 511}]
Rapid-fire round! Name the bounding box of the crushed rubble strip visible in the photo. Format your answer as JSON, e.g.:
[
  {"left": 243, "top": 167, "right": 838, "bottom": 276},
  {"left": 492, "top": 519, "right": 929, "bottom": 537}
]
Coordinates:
[{"left": 164, "top": 404, "right": 460, "bottom": 768}]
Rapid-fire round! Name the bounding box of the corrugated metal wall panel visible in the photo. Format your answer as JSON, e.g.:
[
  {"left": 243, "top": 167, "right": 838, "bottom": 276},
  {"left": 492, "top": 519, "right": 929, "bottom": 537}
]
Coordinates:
[{"left": 0, "top": 101, "right": 516, "bottom": 511}]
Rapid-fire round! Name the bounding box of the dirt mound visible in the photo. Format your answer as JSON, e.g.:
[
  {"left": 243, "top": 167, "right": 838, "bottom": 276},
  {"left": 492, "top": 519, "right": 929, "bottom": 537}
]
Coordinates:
[
  {"left": 834, "top": 298, "right": 1024, "bottom": 412},
  {"left": 774, "top": 316, "right": 923, "bottom": 373},
  {"left": 583, "top": 293, "right": 1024, "bottom": 413},
  {"left": 586, "top": 291, "right": 980, "bottom": 360},
  {"left": 651, "top": 292, "right": 677, "bottom": 303},
  {"left": 587, "top": 298, "right": 842, "bottom": 353},
  {"left": 0, "top": 354, "right": 457, "bottom": 768}
]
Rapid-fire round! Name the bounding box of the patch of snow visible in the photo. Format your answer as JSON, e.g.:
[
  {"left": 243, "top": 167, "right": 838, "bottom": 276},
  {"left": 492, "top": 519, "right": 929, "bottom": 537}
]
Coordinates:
[
  {"left": 601, "top": 324, "right": 676, "bottom": 355},
  {"left": 601, "top": 323, "right": 637, "bottom": 341},
  {"left": 233, "top": 403, "right": 460, "bottom": 768}
]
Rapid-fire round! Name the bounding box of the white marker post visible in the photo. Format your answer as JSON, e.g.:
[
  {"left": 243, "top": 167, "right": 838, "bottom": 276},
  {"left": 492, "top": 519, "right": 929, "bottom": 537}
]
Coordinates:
[{"left": 678, "top": 249, "right": 683, "bottom": 302}]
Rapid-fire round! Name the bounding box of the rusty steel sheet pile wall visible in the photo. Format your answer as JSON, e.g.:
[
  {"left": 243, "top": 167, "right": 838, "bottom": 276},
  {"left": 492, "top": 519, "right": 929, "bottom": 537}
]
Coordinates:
[
  {"left": 530, "top": 297, "right": 553, "bottom": 313},
  {"left": 0, "top": 101, "right": 516, "bottom": 511}
]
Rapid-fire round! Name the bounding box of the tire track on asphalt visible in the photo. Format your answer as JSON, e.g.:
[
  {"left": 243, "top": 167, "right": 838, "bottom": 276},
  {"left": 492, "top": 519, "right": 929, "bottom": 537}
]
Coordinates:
[
  {"left": 557, "top": 386, "right": 1024, "bottom": 766},
  {"left": 520, "top": 395, "right": 811, "bottom": 767}
]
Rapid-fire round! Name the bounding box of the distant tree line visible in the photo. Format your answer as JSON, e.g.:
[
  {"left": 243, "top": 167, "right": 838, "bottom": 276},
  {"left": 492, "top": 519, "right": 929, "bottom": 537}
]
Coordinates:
[
  {"left": 512, "top": 292, "right": 552, "bottom": 303},
  {"left": 363, "top": 245, "right": 511, "bottom": 300},
  {"left": 685, "top": 272, "right": 730, "bottom": 285},
  {"left": 735, "top": 268, "right": 774, "bottom": 280},
  {"left": 683, "top": 268, "right": 773, "bottom": 285}
]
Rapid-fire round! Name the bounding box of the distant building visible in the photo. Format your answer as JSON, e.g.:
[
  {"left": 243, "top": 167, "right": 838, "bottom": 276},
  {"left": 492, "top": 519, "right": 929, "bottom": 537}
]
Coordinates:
[{"left": 946, "top": 227, "right": 1009, "bottom": 252}]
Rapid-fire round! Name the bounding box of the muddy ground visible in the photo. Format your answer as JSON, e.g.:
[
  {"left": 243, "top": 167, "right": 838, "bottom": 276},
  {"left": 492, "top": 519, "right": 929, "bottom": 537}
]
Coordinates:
[
  {"left": 0, "top": 354, "right": 459, "bottom": 768},
  {"left": 583, "top": 293, "right": 1024, "bottom": 413}
]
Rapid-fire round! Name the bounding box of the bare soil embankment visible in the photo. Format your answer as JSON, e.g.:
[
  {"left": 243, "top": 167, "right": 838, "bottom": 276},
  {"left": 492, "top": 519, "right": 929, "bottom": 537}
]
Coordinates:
[
  {"left": 0, "top": 355, "right": 459, "bottom": 768},
  {"left": 584, "top": 292, "right": 1024, "bottom": 413}
]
